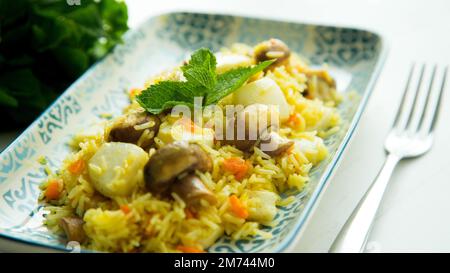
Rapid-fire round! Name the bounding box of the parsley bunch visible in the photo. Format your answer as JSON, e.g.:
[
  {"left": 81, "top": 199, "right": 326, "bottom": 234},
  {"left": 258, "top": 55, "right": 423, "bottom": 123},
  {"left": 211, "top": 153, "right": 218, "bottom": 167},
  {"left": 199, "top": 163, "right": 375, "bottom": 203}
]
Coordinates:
[
  {"left": 136, "top": 48, "right": 273, "bottom": 114},
  {"left": 0, "top": 0, "right": 128, "bottom": 128}
]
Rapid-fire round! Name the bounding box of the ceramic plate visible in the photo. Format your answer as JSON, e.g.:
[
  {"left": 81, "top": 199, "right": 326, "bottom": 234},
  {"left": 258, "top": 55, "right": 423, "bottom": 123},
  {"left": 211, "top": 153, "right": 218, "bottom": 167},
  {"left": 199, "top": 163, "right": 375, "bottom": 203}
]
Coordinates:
[{"left": 0, "top": 12, "right": 387, "bottom": 252}]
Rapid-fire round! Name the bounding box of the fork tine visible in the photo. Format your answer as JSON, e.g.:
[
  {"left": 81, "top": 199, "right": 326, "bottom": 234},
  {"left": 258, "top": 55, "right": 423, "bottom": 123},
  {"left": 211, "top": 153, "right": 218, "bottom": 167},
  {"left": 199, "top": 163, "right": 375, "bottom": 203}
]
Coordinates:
[
  {"left": 423, "top": 66, "right": 448, "bottom": 134},
  {"left": 404, "top": 64, "right": 426, "bottom": 131},
  {"left": 416, "top": 65, "right": 437, "bottom": 132},
  {"left": 392, "top": 63, "right": 415, "bottom": 129}
]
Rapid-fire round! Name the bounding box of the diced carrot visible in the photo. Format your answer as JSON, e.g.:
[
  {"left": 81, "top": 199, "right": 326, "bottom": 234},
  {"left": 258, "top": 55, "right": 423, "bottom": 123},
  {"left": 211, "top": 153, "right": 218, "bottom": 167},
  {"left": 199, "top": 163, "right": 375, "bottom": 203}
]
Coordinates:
[
  {"left": 180, "top": 118, "right": 196, "bottom": 133},
  {"left": 184, "top": 208, "right": 196, "bottom": 219},
  {"left": 229, "top": 195, "right": 248, "bottom": 219},
  {"left": 176, "top": 245, "right": 205, "bottom": 253},
  {"left": 68, "top": 159, "right": 86, "bottom": 175},
  {"left": 120, "top": 204, "right": 131, "bottom": 214},
  {"left": 288, "top": 113, "right": 299, "bottom": 124},
  {"left": 45, "top": 179, "right": 62, "bottom": 200},
  {"left": 287, "top": 113, "right": 305, "bottom": 130},
  {"left": 222, "top": 157, "right": 250, "bottom": 181}
]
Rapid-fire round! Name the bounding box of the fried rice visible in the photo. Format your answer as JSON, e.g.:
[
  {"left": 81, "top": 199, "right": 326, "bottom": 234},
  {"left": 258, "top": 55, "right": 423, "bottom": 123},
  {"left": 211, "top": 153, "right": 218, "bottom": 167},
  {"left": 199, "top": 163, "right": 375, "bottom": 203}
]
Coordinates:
[{"left": 39, "top": 39, "right": 341, "bottom": 253}]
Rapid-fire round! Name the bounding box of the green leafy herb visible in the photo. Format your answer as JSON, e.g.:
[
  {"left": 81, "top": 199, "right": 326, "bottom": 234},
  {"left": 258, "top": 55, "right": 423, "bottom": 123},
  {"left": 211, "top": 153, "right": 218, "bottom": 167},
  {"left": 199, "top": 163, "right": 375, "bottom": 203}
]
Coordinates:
[
  {"left": 0, "top": 0, "right": 128, "bottom": 128},
  {"left": 136, "top": 48, "right": 273, "bottom": 114}
]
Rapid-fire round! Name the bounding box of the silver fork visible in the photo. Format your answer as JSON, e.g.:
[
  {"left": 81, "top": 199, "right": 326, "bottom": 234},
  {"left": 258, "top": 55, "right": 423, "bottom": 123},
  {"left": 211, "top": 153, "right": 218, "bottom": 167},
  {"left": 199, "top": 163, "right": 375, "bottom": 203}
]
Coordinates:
[{"left": 330, "top": 63, "right": 448, "bottom": 253}]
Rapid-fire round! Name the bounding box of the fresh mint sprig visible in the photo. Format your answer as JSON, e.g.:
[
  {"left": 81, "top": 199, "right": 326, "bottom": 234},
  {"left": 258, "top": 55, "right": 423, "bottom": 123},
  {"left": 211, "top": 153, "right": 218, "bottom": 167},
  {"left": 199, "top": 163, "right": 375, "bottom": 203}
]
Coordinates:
[{"left": 136, "top": 48, "right": 273, "bottom": 114}]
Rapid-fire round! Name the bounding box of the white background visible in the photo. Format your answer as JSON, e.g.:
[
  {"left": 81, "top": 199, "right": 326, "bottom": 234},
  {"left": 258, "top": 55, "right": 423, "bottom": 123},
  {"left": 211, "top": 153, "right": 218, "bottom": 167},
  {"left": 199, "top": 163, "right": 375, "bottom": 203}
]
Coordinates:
[{"left": 1, "top": 0, "right": 450, "bottom": 252}]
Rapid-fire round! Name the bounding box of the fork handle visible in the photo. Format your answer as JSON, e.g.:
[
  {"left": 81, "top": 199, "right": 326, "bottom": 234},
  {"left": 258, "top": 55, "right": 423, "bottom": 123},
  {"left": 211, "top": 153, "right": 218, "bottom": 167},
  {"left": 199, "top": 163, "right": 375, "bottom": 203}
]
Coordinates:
[{"left": 330, "top": 153, "right": 401, "bottom": 253}]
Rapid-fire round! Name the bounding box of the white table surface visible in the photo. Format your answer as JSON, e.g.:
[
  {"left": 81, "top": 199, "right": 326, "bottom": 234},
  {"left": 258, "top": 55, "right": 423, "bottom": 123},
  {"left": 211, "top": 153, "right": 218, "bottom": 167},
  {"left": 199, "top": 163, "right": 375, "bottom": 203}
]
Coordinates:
[{"left": 2, "top": 0, "right": 450, "bottom": 252}]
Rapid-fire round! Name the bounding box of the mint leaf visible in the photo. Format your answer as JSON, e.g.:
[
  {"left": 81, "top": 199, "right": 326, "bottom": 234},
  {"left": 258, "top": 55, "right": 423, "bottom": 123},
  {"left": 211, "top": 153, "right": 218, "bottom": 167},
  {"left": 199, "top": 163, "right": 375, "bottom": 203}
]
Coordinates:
[
  {"left": 205, "top": 60, "right": 273, "bottom": 105},
  {"left": 137, "top": 49, "right": 274, "bottom": 114},
  {"left": 135, "top": 81, "right": 193, "bottom": 114},
  {"left": 0, "top": 0, "right": 128, "bottom": 127},
  {"left": 181, "top": 48, "right": 217, "bottom": 92}
]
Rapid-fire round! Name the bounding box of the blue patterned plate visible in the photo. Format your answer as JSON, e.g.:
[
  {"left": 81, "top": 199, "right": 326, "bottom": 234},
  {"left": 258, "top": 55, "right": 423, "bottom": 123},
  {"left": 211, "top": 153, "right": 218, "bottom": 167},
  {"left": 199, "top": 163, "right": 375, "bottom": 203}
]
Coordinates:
[{"left": 0, "top": 12, "right": 387, "bottom": 252}]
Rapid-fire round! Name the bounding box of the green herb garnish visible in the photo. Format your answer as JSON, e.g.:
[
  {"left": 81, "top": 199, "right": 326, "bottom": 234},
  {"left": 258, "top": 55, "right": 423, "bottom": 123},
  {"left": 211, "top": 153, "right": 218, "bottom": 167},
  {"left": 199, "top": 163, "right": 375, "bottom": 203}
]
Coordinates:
[
  {"left": 0, "top": 0, "right": 128, "bottom": 128},
  {"left": 136, "top": 48, "right": 273, "bottom": 114}
]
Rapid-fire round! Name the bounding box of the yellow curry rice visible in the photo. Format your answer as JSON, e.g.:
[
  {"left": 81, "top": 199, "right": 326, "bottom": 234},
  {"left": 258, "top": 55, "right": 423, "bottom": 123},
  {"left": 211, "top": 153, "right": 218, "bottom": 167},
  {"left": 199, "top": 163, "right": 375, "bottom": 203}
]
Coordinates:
[{"left": 39, "top": 39, "right": 341, "bottom": 253}]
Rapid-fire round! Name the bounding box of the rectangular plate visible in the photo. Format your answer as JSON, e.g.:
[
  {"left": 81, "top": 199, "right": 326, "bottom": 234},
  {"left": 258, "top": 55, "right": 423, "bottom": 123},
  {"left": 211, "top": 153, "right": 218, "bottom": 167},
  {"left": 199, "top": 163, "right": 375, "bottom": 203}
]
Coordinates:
[{"left": 0, "top": 12, "right": 387, "bottom": 252}]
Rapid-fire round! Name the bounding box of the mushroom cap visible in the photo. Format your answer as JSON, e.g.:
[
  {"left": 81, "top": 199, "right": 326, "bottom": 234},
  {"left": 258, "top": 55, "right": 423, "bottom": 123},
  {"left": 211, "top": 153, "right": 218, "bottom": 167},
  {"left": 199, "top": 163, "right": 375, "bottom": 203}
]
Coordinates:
[
  {"left": 171, "top": 174, "right": 217, "bottom": 207},
  {"left": 59, "top": 216, "right": 86, "bottom": 243},
  {"left": 253, "top": 38, "right": 291, "bottom": 70},
  {"left": 144, "top": 142, "right": 212, "bottom": 195},
  {"left": 108, "top": 112, "right": 160, "bottom": 149}
]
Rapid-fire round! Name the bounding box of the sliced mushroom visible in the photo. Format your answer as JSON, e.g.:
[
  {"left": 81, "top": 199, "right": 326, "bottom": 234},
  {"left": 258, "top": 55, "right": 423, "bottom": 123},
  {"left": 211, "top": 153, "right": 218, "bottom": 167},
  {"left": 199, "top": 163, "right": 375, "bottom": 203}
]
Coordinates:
[
  {"left": 221, "top": 115, "right": 257, "bottom": 151},
  {"left": 258, "top": 131, "right": 294, "bottom": 156},
  {"left": 108, "top": 112, "right": 160, "bottom": 149},
  {"left": 304, "top": 71, "right": 337, "bottom": 101},
  {"left": 253, "top": 39, "right": 291, "bottom": 70},
  {"left": 171, "top": 174, "right": 217, "bottom": 207},
  {"left": 59, "top": 216, "right": 86, "bottom": 243},
  {"left": 144, "top": 142, "right": 212, "bottom": 195}
]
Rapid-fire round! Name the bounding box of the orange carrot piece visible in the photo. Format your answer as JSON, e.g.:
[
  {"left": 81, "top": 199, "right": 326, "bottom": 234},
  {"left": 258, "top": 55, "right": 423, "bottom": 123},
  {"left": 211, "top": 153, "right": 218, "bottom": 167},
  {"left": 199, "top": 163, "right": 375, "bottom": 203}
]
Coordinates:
[
  {"left": 288, "top": 113, "right": 304, "bottom": 129},
  {"left": 229, "top": 195, "right": 249, "bottom": 219},
  {"left": 223, "top": 157, "right": 250, "bottom": 181},
  {"left": 176, "top": 245, "right": 205, "bottom": 253},
  {"left": 45, "top": 179, "right": 62, "bottom": 200},
  {"left": 237, "top": 161, "right": 251, "bottom": 180},
  {"left": 288, "top": 113, "right": 296, "bottom": 123},
  {"left": 180, "top": 118, "right": 196, "bottom": 133},
  {"left": 120, "top": 205, "right": 131, "bottom": 214},
  {"left": 68, "top": 159, "right": 86, "bottom": 175}
]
